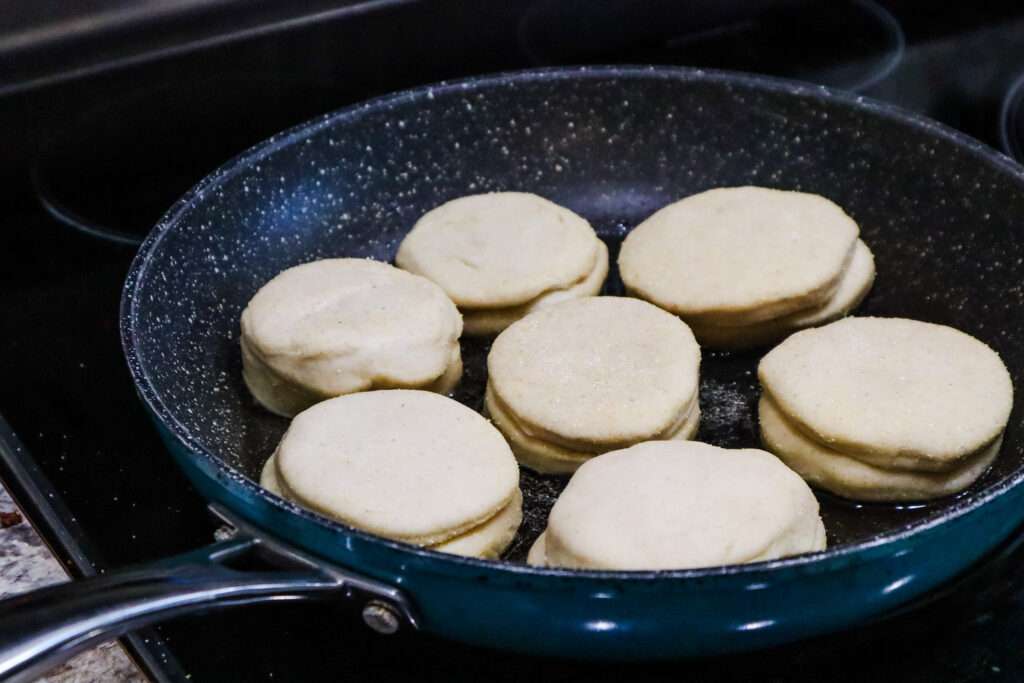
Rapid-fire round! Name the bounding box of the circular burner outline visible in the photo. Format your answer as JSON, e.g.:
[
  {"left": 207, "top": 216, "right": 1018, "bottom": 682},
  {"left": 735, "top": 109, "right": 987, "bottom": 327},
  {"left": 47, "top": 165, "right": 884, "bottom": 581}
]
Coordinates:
[
  {"left": 999, "top": 69, "right": 1024, "bottom": 162},
  {"left": 842, "top": 0, "right": 905, "bottom": 93},
  {"left": 518, "top": 0, "right": 905, "bottom": 94},
  {"left": 31, "top": 74, "right": 343, "bottom": 247},
  {"left": 31, "top": 159, "right": 145, "bottom": 246}
]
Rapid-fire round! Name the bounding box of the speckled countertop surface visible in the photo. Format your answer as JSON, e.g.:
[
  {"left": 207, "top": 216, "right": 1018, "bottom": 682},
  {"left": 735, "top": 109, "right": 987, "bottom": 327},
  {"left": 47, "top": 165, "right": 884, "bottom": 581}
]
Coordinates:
[{"left": 0, "top": 482, "right": 146, "bottom": 683}]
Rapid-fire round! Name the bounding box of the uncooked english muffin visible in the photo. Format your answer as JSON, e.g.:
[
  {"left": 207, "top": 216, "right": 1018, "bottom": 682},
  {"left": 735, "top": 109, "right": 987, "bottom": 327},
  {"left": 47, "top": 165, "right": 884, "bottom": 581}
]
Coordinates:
[
  {"left": 261, "top": 390, "right": 522, "bottom": 559},
  {"left": 485, "top": 296, "right": 701, "bottom": 474},
  {"left": 240, "top": 258, "right": 463, "bottom": 417},
  {"left": 395, "top": 192, "right": 608, "bottom": 335},
  {"left": 618, "top": 186, "right": 874, "bottom": 349},
  {"left": 758, "top": 317, "right": 1013, "bottom": 501},
  {"left": 527, "top": 441, "right": 826, "bottom": 570}
]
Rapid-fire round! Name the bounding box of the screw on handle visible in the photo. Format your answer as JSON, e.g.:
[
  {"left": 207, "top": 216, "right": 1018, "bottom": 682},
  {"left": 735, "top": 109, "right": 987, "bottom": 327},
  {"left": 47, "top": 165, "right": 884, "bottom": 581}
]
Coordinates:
[
  {"left": 0, "top": 505, "right": 417, "bottom": 683},
  {"left": 362, "top": 600, "right": 403, "bottom": 634}
]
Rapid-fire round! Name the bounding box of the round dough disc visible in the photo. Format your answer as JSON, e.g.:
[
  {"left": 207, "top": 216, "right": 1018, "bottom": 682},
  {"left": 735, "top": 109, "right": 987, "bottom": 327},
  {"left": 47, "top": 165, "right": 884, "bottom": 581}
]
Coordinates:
[
  {"left": 536, "top": 441, "right": 826, "bottom": 570},
  {"left": 275, "top": 390, "right": 519, "bottom": 545},
  {"left": 396, "top": 192, "right": 602, "bottom": 308},
  {"left": 487, "top": 296, "right": 701, "bottom": 448},
  {"left": 690, "top": 239, "right": 875, "bottom": 349},
  {"left": 484, "top": 383, "right": 700, "bottom": 474},
  {"left": 240, "top": 258, "right": 462, "bottom": 416},
  {"left": 619, "top": 186, "right": 859, "bottom": 323},
  {"left": 461, "top": 240, "right": 609, "bottom": 336},
  {"left": 759, "top": 395, "right": 1000, "bottom": 501},
  {"left": 261, "top": 453, "right": 522, "bottom": 558},
  {"left": 759, "top": 317, "right": 1013, "bottom": 468},
  {"left": 434, "top": 489, "right": 523, "bottom": 559}
]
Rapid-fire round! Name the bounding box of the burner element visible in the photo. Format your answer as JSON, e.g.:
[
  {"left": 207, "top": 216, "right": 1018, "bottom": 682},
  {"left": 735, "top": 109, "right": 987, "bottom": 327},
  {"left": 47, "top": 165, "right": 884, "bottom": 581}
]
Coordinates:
[
  {"left": 32, "top": 75, "right": 347, "bottom": 245},
  {"left": 1000, "top": 71, "right": 1024, "bottom": 162},
  {"left": 520, "top": 0, "right": 904, "bottom": 92}
]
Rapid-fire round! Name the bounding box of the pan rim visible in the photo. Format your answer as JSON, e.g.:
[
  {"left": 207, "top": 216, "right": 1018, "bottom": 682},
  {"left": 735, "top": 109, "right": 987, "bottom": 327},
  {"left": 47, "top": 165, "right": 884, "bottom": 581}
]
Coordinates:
[{"left": 121, "top": 64, "right": 1024, "bottom": 581}]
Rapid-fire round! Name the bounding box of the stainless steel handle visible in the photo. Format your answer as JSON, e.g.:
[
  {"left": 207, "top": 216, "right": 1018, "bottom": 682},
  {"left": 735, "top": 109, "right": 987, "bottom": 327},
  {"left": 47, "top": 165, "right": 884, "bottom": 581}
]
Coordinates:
[{"left": 0, "top": 505, "right": 417, "bottom": 683}]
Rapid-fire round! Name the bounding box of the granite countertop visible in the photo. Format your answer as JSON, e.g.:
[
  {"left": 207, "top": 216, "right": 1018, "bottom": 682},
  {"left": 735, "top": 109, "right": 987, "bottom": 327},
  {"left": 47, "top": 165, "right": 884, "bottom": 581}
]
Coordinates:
[{"left": 0, "top": 483, "right": 146, "bottom": 683}]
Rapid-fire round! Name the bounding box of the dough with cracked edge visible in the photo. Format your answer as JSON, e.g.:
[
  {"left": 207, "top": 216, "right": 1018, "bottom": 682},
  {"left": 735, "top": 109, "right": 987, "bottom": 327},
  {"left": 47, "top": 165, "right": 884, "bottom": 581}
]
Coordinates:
[
  {"left": 527, "top": 441, "right": 826, "bottom": 570},
  {"left": 396, "top": 192, "right": 608, "bottom": 334},
  {"left": 759, "top": 317, "right": 1013, "bottom": 472},
  {"left": 486, "top": 296, "right": 701, "bottom": 474},
  {"left": 619, "top": 186, "right": 861, "bottom": 327},
  {"left": 689, "top": 239, "right": 875, "bottom": 349},
  {"left": 265, "top": 390, "right": 521, "bottom": 557},
  {"left": 240, "top": 258, "right": 463, "bottom": 417}
]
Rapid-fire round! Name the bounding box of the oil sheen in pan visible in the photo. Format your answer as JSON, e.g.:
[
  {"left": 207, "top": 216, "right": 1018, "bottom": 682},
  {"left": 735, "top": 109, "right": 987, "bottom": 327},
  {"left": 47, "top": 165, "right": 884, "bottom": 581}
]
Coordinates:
[{"left": 232, "top": 228, "right": 983, "bottom": 564}]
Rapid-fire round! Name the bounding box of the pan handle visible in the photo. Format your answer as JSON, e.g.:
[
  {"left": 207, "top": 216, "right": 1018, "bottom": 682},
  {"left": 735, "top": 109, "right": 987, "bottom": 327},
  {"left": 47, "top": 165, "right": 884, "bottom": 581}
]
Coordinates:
[{"left": 0, "top": 504, "right": 418, "bottom": 683}]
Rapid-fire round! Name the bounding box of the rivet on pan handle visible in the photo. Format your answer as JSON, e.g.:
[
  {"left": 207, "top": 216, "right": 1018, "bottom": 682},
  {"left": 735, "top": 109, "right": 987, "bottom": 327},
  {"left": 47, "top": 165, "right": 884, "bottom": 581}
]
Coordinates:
[{"left": 0, "top": 504, "right": 418, "bottom": 683}]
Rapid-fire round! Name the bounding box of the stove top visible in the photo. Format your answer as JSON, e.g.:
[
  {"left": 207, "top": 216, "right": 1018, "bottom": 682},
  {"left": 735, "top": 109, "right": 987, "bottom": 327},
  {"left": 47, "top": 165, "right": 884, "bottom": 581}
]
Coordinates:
[{"left": 4, "top": 1, "right": 1024, "bottom": 680}]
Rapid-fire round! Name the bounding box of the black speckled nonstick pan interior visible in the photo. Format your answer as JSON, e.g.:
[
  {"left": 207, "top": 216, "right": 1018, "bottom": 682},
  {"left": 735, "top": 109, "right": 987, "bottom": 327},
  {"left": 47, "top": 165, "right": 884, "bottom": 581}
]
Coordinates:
[{"left": 128, "top": 66, "right": 1024, "bottom": 565}]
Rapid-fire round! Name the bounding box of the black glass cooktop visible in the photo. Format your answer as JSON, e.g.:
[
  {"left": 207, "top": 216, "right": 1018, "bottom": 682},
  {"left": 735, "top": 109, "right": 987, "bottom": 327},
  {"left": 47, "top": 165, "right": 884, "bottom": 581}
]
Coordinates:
[{"left": 4, "top": 1, "right": 1024, "bottom": 680}]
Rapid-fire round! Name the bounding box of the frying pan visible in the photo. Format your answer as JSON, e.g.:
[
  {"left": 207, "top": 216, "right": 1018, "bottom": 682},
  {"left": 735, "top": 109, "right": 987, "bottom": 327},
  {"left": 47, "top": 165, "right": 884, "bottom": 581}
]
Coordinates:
[{"left": 4, "top": 66, "right": 1024, "bottom": 681}]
